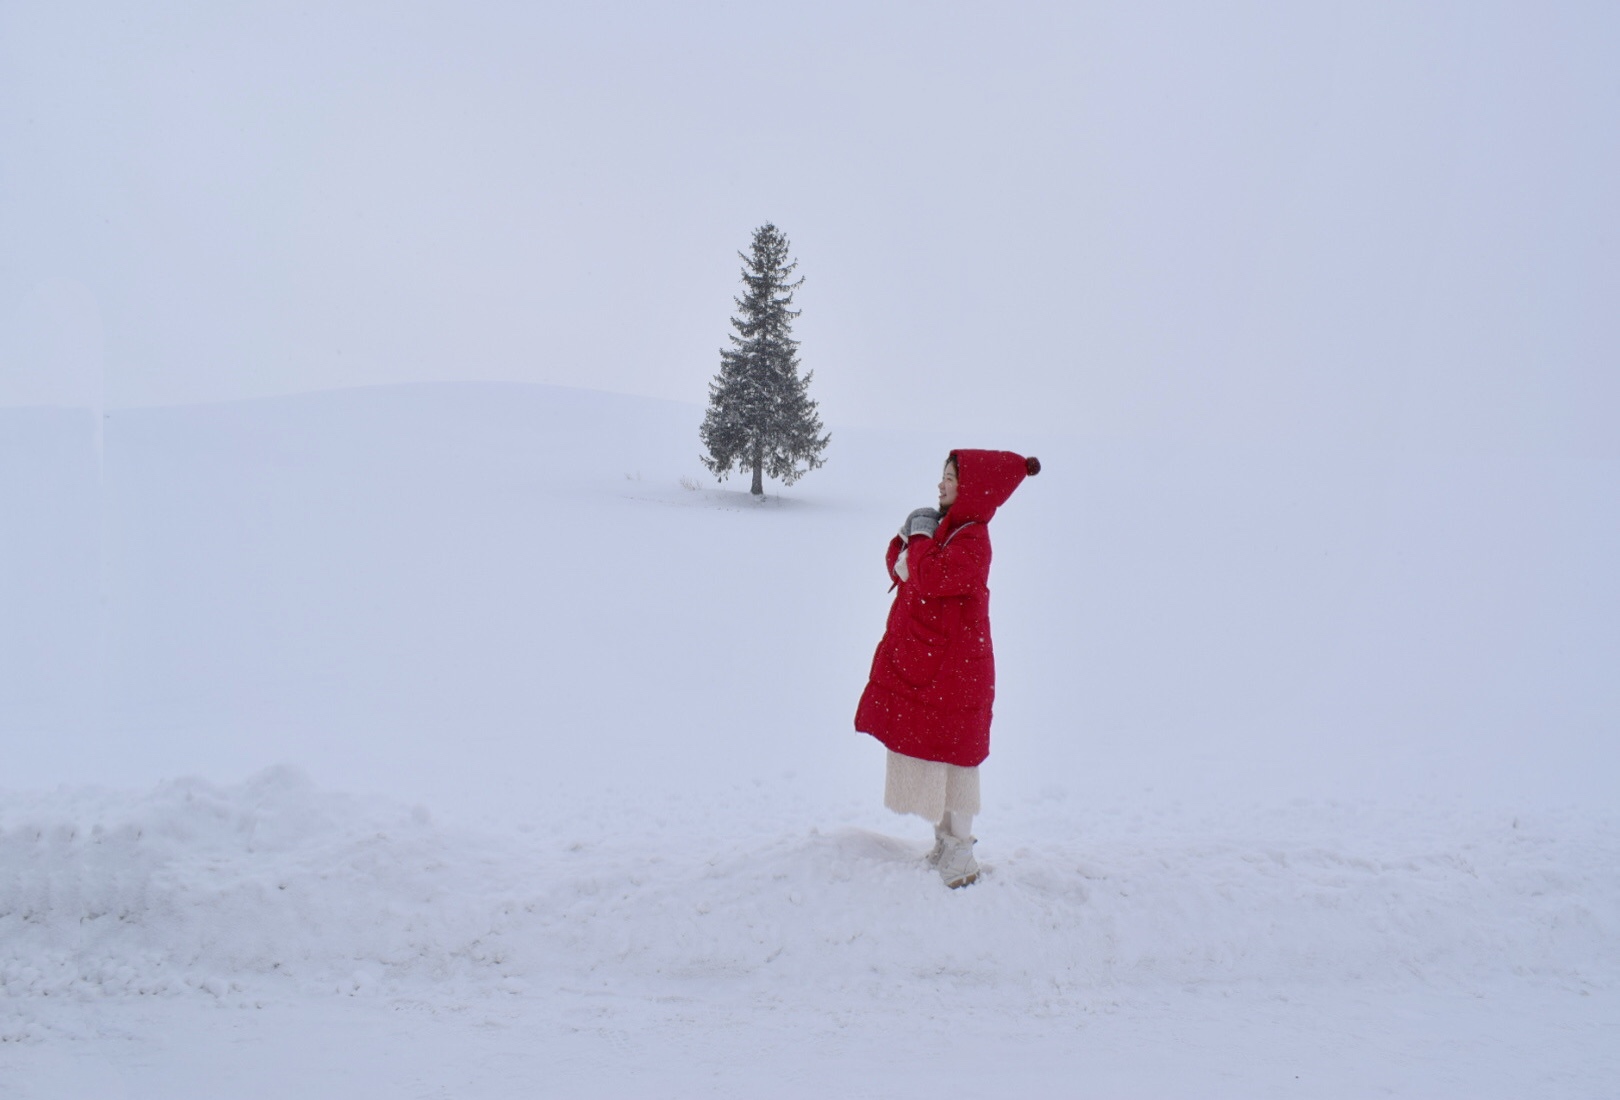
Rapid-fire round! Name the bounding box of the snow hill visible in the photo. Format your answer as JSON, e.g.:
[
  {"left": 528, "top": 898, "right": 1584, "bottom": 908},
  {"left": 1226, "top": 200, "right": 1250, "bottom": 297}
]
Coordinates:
[{"left": 1, "top": 384, "right": 1616, "bottom": 1097}]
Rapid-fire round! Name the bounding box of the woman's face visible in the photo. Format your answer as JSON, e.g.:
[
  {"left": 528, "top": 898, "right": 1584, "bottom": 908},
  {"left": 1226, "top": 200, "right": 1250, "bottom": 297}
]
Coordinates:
[{"left": 938, "top": 461, "right": 959, "bottom": 510}]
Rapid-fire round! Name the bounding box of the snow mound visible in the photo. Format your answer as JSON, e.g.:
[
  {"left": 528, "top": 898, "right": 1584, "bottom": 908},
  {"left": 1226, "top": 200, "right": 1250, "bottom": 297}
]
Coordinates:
[
  {"left": 4, "top": 770, "right": 1615, "bottom": 1032},
  {"left": 0, "top": 767, "right": 489, "bottom": 1006},
  {"left": 536, "top": 813, "right": 1618, "bottom": 1001}
]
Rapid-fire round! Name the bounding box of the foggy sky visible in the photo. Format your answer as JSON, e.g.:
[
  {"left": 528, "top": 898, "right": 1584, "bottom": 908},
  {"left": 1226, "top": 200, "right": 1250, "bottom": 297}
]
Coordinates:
[{"left": 3, "top": 1, "right": 1616, "bottom": 452}]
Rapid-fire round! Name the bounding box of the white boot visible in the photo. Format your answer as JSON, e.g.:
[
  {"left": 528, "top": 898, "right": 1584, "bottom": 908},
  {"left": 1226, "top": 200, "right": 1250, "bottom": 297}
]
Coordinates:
[
  {"left": 926, "top": 823, "right": 948, "bottom": 866},
  {"left": 938, "top": 835, "right": 979, "bottom": 889}
]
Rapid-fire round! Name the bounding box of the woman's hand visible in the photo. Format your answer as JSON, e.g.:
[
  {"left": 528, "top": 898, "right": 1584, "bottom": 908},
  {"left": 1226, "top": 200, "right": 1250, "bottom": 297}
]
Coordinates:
[{"left": 900, "top": 507, "right": 942, "bottom": 539}]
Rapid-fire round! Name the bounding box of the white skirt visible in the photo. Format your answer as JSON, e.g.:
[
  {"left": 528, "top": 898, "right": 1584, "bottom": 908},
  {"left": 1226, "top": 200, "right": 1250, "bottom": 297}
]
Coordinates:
[{"left": 884, "top": 750, "right": 980, "bottom": 823}]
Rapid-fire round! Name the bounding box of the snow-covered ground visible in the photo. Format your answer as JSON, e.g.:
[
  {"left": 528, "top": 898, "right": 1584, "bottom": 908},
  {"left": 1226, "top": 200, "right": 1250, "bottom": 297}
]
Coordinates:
[{"left": 2, "top": 384, "right": 1617, "bottom": 1097}]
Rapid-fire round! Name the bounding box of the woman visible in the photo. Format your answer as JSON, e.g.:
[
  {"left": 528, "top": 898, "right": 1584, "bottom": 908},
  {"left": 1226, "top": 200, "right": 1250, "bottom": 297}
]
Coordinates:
[{"left": 855, "top": 449, "right": 1040, "bottom": 888}]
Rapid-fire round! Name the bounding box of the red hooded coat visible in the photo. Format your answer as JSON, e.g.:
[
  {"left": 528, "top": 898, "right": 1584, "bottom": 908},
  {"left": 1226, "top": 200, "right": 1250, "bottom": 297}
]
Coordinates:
[{"left": 854, "top": 449, "right": 1034, "bottom": 767}]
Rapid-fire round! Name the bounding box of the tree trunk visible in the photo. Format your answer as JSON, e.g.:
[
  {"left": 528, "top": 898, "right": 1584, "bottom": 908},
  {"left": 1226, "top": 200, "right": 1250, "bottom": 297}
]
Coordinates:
[{"left": 750, "top": 449, "right": 763, "bottom": 496}]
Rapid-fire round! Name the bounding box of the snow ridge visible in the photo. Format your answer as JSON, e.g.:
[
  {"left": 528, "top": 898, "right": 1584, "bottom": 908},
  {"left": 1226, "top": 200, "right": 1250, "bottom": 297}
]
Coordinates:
[{"left": 3, "top": 768, "right": 1614, "bottom": 1034}]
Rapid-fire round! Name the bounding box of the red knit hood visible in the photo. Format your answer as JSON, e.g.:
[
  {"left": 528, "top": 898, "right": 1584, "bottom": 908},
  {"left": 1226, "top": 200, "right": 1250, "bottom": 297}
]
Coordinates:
[{"left": 939, "top": 449, "right": 1035, "bottom": 535}]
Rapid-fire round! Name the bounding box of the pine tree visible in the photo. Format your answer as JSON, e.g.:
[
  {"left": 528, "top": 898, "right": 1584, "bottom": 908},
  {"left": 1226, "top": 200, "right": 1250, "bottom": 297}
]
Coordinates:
[{"left": 700, "top": 224, "right": 829, "bottom": 496}]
